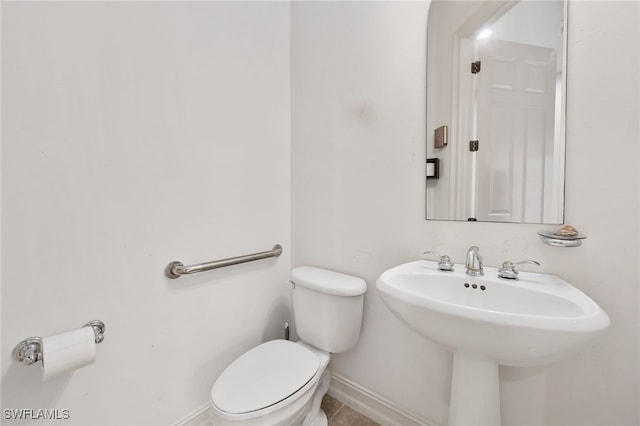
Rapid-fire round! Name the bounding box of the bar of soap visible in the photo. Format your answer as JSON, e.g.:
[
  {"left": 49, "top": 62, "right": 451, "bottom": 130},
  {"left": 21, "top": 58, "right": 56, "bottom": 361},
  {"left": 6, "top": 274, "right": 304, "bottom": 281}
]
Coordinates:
[{"left": 555, "top": 224, "right": 579, "bottom": 237}]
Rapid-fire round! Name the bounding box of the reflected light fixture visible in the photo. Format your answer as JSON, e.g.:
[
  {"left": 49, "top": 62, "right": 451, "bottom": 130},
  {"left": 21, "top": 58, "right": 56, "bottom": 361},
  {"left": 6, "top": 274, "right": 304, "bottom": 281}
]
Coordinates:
[{"left": 477, "top": 28, "right": 492, "bottom": 39}]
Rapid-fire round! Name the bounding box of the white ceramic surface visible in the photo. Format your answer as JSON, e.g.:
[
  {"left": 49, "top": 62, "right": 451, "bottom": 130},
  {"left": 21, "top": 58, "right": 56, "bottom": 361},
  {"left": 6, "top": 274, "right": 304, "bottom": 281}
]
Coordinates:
[
  {"left": 377, "top": 260, "right": 609, "bottom": 367},
  {"left": 209, "top": 341, "right": 331, "bottom": 426},
  {"left": 211, "top": 340, "right": 320, "bottom": 415},
  {"left": 377, "top": 260, "right": 611, "bottom": 425}
]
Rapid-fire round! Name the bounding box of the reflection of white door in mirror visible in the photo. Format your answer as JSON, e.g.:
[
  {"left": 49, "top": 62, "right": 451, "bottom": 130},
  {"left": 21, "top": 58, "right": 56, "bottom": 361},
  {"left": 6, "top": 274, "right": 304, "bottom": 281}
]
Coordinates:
[
  {"left": 473, "top": 39, "right": 559, "bottom": 223},
  {"left": 426, "top": 0, "right": 566, "bottom": 224}
]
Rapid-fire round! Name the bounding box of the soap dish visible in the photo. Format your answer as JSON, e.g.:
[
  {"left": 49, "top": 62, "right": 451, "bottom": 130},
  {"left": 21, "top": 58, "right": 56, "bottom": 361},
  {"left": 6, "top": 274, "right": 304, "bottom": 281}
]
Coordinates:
[{"left": 538, "top": 231, "right": 587, "bottom": 247}]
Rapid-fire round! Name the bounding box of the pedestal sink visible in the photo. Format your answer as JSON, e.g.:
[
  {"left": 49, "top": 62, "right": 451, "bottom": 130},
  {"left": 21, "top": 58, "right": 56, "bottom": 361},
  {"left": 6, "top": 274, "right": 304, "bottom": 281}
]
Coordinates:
[{"left": 376, "top": 260, "right": 609, "bottom": 426}]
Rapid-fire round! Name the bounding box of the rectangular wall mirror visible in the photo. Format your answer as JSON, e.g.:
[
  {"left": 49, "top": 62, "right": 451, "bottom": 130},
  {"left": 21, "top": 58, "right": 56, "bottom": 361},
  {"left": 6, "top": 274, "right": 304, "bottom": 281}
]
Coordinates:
[{"left": 425, "top": 0, "right": 567, "bottom": 224}]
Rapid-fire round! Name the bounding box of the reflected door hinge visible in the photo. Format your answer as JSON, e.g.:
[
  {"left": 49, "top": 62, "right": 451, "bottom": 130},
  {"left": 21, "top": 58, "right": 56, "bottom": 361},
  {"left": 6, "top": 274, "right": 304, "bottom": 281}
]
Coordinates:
[
  {"left": 471, "top": 61, "right": 481, "bottom": 74},
  {"left": 469, "top": 140, "right": 479, "bottom": 152}
]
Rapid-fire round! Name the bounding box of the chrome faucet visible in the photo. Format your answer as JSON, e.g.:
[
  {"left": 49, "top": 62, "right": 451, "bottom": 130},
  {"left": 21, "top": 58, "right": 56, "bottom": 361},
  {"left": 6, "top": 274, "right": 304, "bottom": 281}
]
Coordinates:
[
  {"left": 498, "top": 260, "right": 540, "bottom": 280},
  {"left": 465, "top": 246, "right": 483, "bottom": 276},
  {"left": 424, "top": 251, "right": 454, "bottom": 272}
]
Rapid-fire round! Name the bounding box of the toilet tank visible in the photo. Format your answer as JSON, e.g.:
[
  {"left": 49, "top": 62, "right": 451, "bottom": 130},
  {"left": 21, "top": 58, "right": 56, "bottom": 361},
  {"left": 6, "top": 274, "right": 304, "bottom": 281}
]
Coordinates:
[{"left": 291, "top": 266, "right": 367, "bottom": 353}]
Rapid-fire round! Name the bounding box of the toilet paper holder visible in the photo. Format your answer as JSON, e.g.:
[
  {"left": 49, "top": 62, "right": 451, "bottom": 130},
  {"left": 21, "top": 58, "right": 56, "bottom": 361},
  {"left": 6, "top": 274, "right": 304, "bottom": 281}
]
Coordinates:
[{"left": 12, "top": 320, "right": 106, "bottom": 366}]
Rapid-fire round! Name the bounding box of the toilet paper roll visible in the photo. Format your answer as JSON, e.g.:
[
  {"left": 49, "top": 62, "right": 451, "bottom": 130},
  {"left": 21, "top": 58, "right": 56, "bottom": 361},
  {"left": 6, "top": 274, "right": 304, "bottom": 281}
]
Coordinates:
[{"left": 41, "top": 327, "right": 96, "bottom": 381}]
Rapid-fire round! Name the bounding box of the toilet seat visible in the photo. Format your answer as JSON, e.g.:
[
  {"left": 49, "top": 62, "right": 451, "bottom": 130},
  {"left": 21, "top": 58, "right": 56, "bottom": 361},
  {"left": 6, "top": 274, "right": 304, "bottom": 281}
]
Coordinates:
[{"left": 211, "top": 340, "right": 320, "bottom": 415}]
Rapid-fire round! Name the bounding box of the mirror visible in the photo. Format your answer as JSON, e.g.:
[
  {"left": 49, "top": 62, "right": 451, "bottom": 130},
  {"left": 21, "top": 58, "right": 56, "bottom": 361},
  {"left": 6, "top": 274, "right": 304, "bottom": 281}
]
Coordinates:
[{"left": 426, "top": 0, "right": 566, "bottom": 223}]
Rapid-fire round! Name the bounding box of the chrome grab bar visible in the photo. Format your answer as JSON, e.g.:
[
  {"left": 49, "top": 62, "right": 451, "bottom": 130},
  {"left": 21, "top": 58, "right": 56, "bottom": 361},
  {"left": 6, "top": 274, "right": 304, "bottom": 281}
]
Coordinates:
[{"left": 165, "top": 244, "right": 283, "bottom": 279}]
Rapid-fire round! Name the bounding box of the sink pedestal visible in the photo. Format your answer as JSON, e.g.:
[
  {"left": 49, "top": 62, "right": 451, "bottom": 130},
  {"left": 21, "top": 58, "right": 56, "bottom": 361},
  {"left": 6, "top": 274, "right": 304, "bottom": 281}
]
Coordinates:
[{"left": 449, "top": 352, "right": 500, "bottom": 426}]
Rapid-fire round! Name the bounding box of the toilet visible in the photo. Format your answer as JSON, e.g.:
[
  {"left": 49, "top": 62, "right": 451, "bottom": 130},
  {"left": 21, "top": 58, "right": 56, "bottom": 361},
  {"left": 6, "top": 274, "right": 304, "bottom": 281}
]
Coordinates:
[{"left": 209, "top": 266, "right": 367, "bottom": 426}]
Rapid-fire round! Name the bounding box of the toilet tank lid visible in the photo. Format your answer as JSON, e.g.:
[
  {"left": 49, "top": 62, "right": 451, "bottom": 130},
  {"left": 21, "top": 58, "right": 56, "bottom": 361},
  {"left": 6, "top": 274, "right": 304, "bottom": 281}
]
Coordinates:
[
  {"left": 291, "top": 266, "right": 367, "bottom": 296},
  {"left": 210, "top": 340, "right": 319, "bottom": 415}
]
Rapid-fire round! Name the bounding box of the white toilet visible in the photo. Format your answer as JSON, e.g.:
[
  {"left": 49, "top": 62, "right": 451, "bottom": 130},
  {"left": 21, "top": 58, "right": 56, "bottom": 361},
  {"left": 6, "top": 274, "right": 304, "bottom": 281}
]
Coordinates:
[{"left": 209, "top": 266, "right": 367, "bottom": 426}]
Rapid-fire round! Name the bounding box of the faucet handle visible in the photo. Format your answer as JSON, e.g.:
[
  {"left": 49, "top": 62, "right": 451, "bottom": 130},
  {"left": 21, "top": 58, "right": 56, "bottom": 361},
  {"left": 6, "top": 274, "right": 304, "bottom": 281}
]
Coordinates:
[
  {"left": 424, "top": 251, "right": 454, "bottom": 272},
  {"left": 498, "top": 260, "right": 540, "bottom": 280}
]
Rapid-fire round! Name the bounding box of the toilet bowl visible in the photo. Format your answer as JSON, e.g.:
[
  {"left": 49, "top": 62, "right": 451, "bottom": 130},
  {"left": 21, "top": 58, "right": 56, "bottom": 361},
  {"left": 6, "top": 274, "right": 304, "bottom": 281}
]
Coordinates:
[
  {"left": 210, "top": 340, "right": 331, "bottom": 426},
  {"left": 209, "top": 267, "right": 367, "bottom": 426}
]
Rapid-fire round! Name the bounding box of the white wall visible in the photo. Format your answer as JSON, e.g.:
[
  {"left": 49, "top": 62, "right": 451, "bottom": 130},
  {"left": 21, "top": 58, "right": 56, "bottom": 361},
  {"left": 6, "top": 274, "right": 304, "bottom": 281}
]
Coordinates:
[
  {"left": 3, "top": 1, "right": 638, "bottom": 425},
  {"left": 292, "top": 1, "right": 639, "bottom": 426},
  {"left": 1, "top": 2, "right": 291, "bottom": 425}
]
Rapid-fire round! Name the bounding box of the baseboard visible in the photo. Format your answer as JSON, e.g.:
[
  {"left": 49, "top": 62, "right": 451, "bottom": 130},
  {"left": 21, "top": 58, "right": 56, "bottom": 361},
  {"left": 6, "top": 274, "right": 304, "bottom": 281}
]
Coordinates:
[
  {"left": 173, "top": 404, "right": 209, "bottom": 426},
  {"left": 328, "top": 373, "right": 438, "bottom": 426},
  {"left": 173, "top": 374, "right": 438, "bottom": 426}
]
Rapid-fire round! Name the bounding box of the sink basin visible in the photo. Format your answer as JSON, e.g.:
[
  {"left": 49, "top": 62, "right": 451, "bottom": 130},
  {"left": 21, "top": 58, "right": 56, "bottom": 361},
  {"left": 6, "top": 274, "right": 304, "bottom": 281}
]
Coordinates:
[
  {"left": 377, "top": 260, "right": 609, "bottom": 367},
  {"left": 377, "top": 260, "right": 609, "bottom": 425}
]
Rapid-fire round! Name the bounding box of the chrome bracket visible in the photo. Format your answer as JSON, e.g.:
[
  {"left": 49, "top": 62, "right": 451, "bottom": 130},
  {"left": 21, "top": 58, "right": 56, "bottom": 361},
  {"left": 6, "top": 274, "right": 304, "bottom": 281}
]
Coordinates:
[
  {"left": 84, "top": 320, "right": 106, "bottom": 344},
  {"left": 165, "top": 261, "right": 184, "bottom": 279},
  {"left": 12, "top": 337, "right": 43, "bottom": 366}
]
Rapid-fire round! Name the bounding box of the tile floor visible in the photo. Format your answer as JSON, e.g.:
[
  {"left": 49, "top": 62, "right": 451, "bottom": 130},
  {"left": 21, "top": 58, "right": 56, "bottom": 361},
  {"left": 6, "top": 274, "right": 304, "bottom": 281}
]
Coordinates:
[{"left": 321, "top": 394, "right": 380, "bottom": 426}]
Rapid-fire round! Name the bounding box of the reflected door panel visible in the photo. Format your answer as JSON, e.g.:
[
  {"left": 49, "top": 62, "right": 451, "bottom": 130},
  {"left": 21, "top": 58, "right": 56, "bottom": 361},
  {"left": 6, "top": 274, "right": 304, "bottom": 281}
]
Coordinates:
[{"left": 476, "top": 39, "right": 556, "bottom": 223}]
